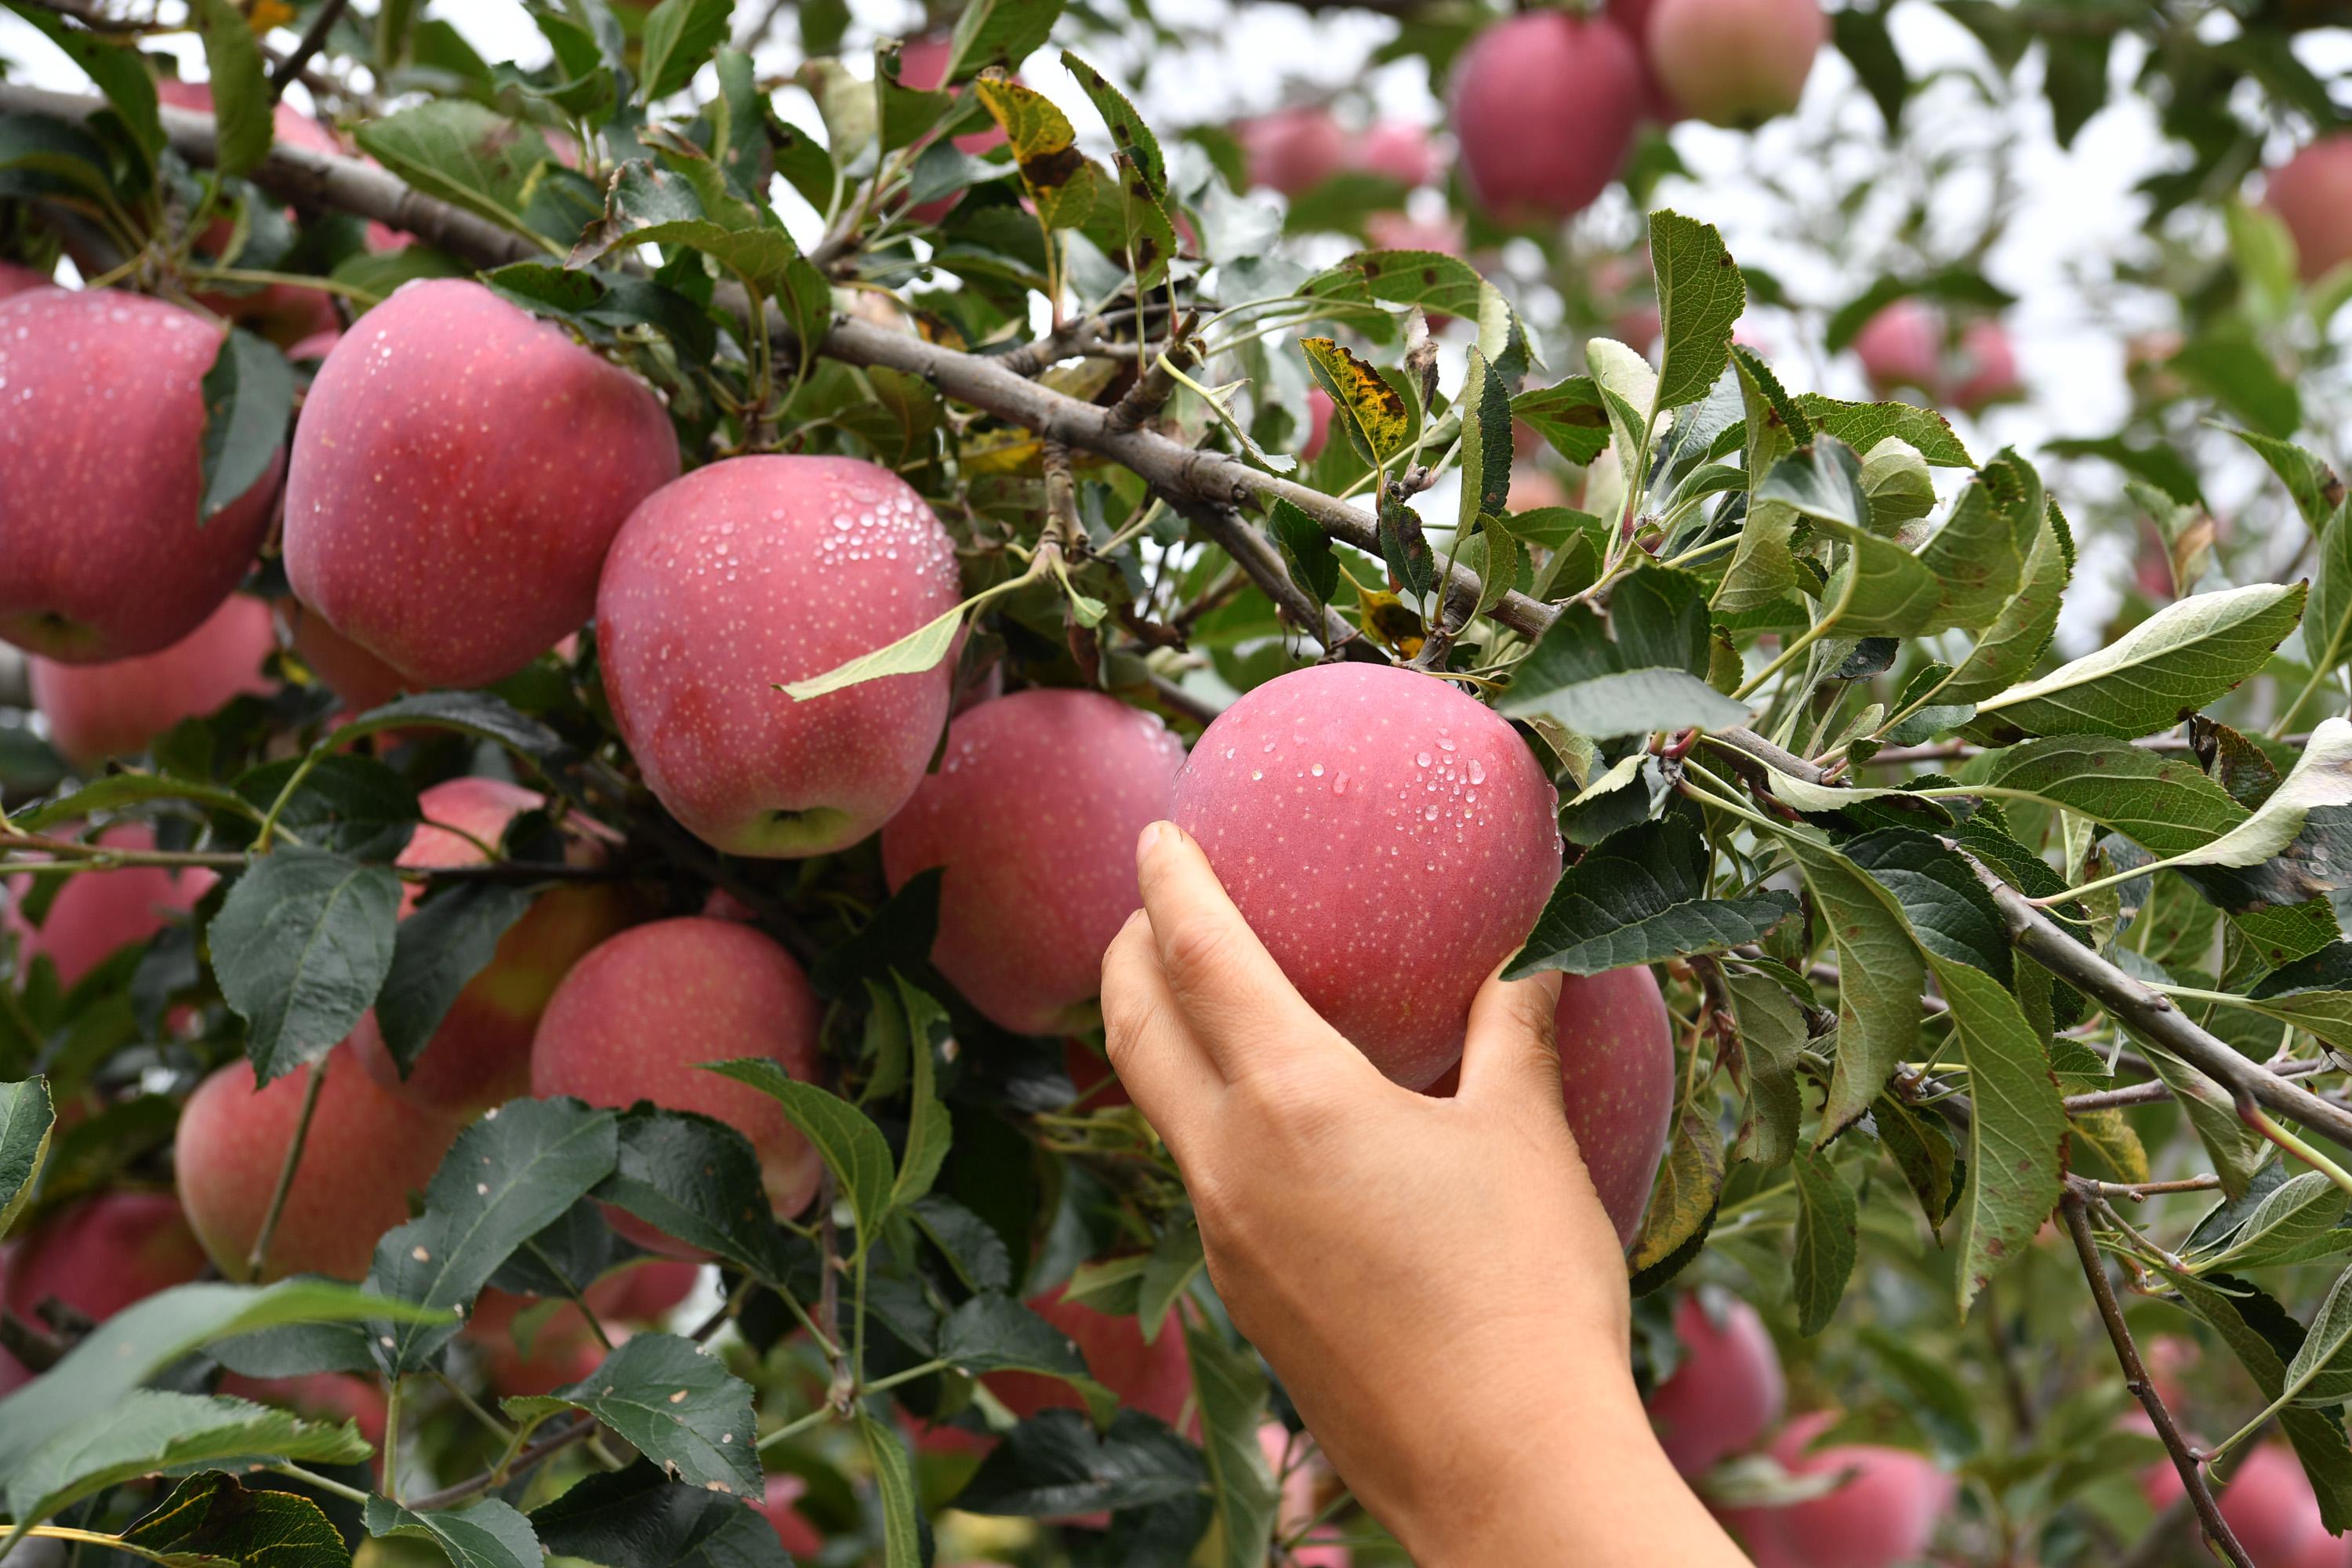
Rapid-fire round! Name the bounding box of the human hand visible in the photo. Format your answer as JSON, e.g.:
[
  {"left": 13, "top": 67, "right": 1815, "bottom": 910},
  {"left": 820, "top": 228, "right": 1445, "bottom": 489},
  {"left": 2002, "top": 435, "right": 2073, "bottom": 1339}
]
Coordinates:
[{"left": 1100, "top": 819, "right": 1748, "bottom": 1566}]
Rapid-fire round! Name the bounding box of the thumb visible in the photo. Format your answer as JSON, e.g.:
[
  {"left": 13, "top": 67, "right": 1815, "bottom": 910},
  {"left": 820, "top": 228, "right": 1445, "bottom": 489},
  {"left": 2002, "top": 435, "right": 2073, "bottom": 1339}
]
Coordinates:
[{"left": 1456, "top": 964, "right": 1566, "bottom": 1112}]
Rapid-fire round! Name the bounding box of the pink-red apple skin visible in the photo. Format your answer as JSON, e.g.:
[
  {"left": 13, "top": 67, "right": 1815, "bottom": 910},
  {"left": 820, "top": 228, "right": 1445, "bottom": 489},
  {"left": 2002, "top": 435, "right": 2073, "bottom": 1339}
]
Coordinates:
[
  {"left": 1301, "top": 388, "right": 1334, "bottom": 459},
  {"left": 0, "top": 261, "right": 52, "bottom": 299},
  {"left": 881, "top": 689, "right": 1185, "bottom": 1034},
  {"left": 175, "top": 1044, "right": 461, "bottom": 1281},
  {"left": 1645, "top": 0, "right": 1824, "bottom": 126},
  {"left": 1352, "top": 122, "right": 1441, "bottom": 188},
  {"left": 285, "top": 278, "right": 681, "bottom": 689},
  {"left": 351, "top": 778, "right": 636, "bottom": 1115},
  {"left": 0, "top": 289, "right": 282, "bottom": 662},
  {"left": 1646, "top": 1294, "right": 1785, "bottom": 1477},
  {"left": 531, "top": 917, "right": 826, "bottom": 1255},
  {"left": 29, "top": 595, "right": 277, "bottom": 768},
  {"left": 987, "top": 1287, "right": 1192, "bottom": 1429},
  {"left": 1237, "top": 107, "right": 1348, "bottom": 196},
  {"left": 1170, "top": 662, "right": 1561, "bottom": 1088},
  {"left": 284, "top": 599, "right": 411, "bottom": 713},
  {"left": 4, "top": 1192, "right": 207, "bottom": 1325},
  {"left": 750, "top": 1473, "right": 828, "bottom": 1557},
  {"left": 2267, "top": 134, "right": 2352, "bottom": 282},
  {"left": 1559, "top": 966, "right": 1675, "bottom": 1247},
  {"left": 1450, "top": 13, "right": 1644, "bottom": 225},
  {"left": 216, "top": 1371, "right": 388, "bottom": 1444},
  {"left": 593, "top": 1258, "right": 702, "bottom": 1323},
  {"left": 1853, "top": 300, "right": 1943, "bottom": 398},
  {"left": 1258, "top": 1424, "right": 1351, "bottom": 1567},
  {"left": 897, "top": 36, "right": 1010, "bottom": 156},
  {"left": 1721, "top": 1421, "right": 1956, "bottom": 1568},
  {"left": 1949, "top": 318, "right": 2022, "bottom": 412},
  {"left": 596, "top": 456, "right": 963, "bottom": 858},
  {"left": 5, "top": 824, "right": 215, "bottom": 989}
]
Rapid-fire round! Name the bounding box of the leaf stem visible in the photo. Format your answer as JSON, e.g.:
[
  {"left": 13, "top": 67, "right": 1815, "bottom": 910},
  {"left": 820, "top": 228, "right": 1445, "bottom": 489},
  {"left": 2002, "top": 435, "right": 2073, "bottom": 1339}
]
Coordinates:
[
  {"left": 2246, "top": 1104, "right": 2352, "bottom": 1199},
  {"left": 245, "top": 1062, "right": 327, "bottom": 1280},
  {"left": 273, "top": 1465, "right": 374, "bottom": 1505}
]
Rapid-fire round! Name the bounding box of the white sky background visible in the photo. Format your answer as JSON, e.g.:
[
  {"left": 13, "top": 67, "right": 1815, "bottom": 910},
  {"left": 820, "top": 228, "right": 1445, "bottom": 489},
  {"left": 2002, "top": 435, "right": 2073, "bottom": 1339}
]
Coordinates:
[{"left": 8, "top": 0, "right": 2350, "bottom": 648}]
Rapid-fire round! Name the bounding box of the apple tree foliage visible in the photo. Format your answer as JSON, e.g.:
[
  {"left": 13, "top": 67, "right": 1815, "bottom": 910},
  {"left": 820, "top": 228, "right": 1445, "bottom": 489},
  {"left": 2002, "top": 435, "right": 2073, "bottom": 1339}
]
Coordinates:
[{"left": 1, "top": 0, "right": 2351, "bottom": 1564}]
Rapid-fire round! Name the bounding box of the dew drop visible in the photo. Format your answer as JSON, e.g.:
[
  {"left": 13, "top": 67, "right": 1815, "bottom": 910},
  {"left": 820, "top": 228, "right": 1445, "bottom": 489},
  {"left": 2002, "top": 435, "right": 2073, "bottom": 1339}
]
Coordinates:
[
  {"left": 1416, "top": 752, "right": 1432, "bottom": 768},
  {"left": 1468, "top": 758, "right": 1486, "bottom": 784},
  {"left": 1310, "top": 762, "right": 1325, "bottom": 777}
]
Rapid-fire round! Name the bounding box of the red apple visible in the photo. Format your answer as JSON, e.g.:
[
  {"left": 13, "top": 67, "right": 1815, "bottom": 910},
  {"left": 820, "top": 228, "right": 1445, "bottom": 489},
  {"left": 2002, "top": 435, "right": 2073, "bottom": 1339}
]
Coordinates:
[
  {"left": 285, "top": 278, "right": 681, "bottom": 689},
  {"left": 175, "top": 1042, "right": 462, "bottom": 1281},
  {"left": 1559, "top": 966, "right": 1675, "bottom": 1247},
  {"left": 1236, "top": 107, "right": 1348, "bottom": 196},
  {"left": 2266, "top": 134, "right": 2352, "bottom": 282},
  {"left": 1948, "top": 318, "right": 2022, "bottom": 412},
  {"left": 986, "top": 1287, "right": 1191, "bottom": 1430},
  {"left": 0, "top": 289, "right": 281, "bottom": 662},
  {"left": 2211, "top": 1444, "right": 2339, "bottom": 1568},
  {"left": 1512, "top": 468, "right": 1573, "bottom": 513},
  {"left": 4, "top": 1192, "right": 207, "bottom": 1327},
  {"left": 589, "top": 1258, "right": 702, "bottom": 1324},
  {"left": 1450, "top": 13, "right": 1644, "bottom": 225},
  {"left": 5, "top": 824, "right": 215, "bottom": 989},
  {"left": 750, "top": 1472, "right": 827, "bottom": 1557},
  {"left": 1065, "top": 1037, "right": 1131, "bottom": 1108},
  {"left": 1645, "top": 0, "right": 1824, "bottom": 126},
  {"left": 880, "top": 689, "right": 1185, "bottom": 1034},
  {"left": 29, "top": 594, "right": 277, "bottom": 768},
  {"left": 1722, "top": 1425, "right": 1956, "bottom": 1568},
  {"left": 1351, "top": 122, "right": 1441, "bottom": 188},
  {"left": 531, "top": 917, "right": 826, "bottom": 1255},
  {"left": 1852, "top": 300, "right": 1943, "bottom": 399},
  {"left": 1646, "top": 1294, "right": 1785, "bottom": 1477},
  {"left": 216, "top": 1371, "right": 388, "bottom": 1444},
  {"left": 0, "top": 261, "right": 53, "bottom": 299},
  {"left": 897, "top": 35, "right": 1011, "bottom": 156},
  {"left": 595, "top": 456, "right": 963, "bottom": 858},
  {"left": 1169, "top": 662, "right": 1561, "bottom": 1088},
  {"left": 350, "top": 778, "right": 636, "bottom": 1116},
  {"left": 283, "top": 598, "right": 411, "bottom": 713},
  {"left": 1605, "top": 0, "right": 1681, "bottom": 120},
  {"left": 1302, "top": 388, "right": 1334, "bottom": 459},
  {"left": 469, "top": 1297, "right": 608, "bottom": 1398}
]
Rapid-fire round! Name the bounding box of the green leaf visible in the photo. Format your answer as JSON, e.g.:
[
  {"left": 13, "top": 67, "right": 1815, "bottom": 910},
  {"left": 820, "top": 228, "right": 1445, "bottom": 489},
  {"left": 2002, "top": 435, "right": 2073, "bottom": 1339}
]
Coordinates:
[
  {"left": 1629, "top": 1105, "right": 1726, "bottom": 1276},
  {"left": 2138, "top": 1036, "right": 2272, "bottom": 1201},
  {"left": 2198, "top": 1171, "right": 2352, "bottom": 1270},
  {"left": 1456, "top": 345, "right": 1514, "bottom": 526},
  {"left": 1185, "top": 1323, "right": 1279, "bottom": 1568},
  {"left": 368, "top": 1098, "right": 619, "bottom": 1372},
  {"left": 189, "top": 0, "right": 270, "bottom": 178},
  {"left": 532, "top": 1461, "right": 792, "bottom": 1568},
  {"left": 2222, "top": 424, "right": 2343, "bottom": 533},
  {"left": 1767, "top": 831, "right": 1924, "bottom": 1137},
  {"left": 230, "top": 753, "right": 420, "bottom": 860},
  {"left": 1298, "top": 336, "right": 1410, "bottom": 466},
  {"left": 858, "top": 1411, "right": 923, "bottom": 1568},
  {"left": 1058, "top": 51, "right": 1163, "bottom": 198},
  {"left": 1913, "top": 451, "right": 2042, "bottom": 634},
  {"left": 5, "top": 1391, "right": 370, "bottom": 1524},
  {"left": 1726, "top": 971, "right": 1806, "bottom": 1167},
  {"left": 1499, "top": 666, "right": 1751, "bottom": 742},
  {"left": 2111, "top": 717, "right": 2352, "bottom": 902},
  {"left": 953, "top": 1409, "right": 1207, "bottom": 1517},
  {"left": 938, "top": 1294, "right": 1090, "bottom": 1381},
  {"left": 778, "top": 600, "right": 967, "bottom": 702},
  {"left": 1874, "top": 1093, "right": 1961, "bottom": 1232},
  {"left": 332, "top": 691, "right": 570, "bottom": 764},
  {"left": 1304, "top": 249, "right": 1490, "bottom": 327},
  {"left": 2171, "top": 336, "right": 2302, "bottom": 440},
  {"left": 0, "top": 1075, "right": 53, "bottom": 1237},
  {"left": 0, "top": 1279, "right": 442, "bottom": 1476},
  {"left": 1796, "top": 395, "right": 1971, "bottom": 467},
  {"left": 1138, "top": 1219, "right": 1204, "bottom": 1342},
  {"left": 1971, "top": 582, "right": 2307, "bottom": 741},
  {"left": 1760, "top": 440, "right": 1942, "bottom": 637},
  {"left": 123, "top": 1472, "right": 349, "bottom": 1568},
  {"left": 639, "top": 0, "right": 735, "bottom": 102},
  {"left": 1505, "top": 815, "right": 1795, "bottom": 977},
  {"left": 888, "top": 976, "right": 951, "bottom": 1212},
  {"left": 945, "top": 0, "right": 1066, "bottom": 78},
  {"left": 373, "top": 881, "right": 536, "bottom": 1076},
  {"left": 198, "top": 327, "right": 293, "bottom": 524},
  {"left": 2304, "top": 500, "right": 2352, "bottom": 681},
  {"left": 1649, "top": 210, "right": 1746, "bottom": 411},
  {"left": 365, "top": 1497, "right": 542, "bottom": 1568},
  {"left": 2163, "top": 1269, "right": 2352, "bottom": 1533},
  {"left": 1841, "top": 828, "right": 2013, "bottom": 984},
  {"left": 706, "top": 1060, "right": 894, "bottom": 1251},
  {"left": 2249, "top": 943, "right": 2352, "bottom": 1051},
  {"left": 596, "top": 1110, "right": 794, "bottom": 1284},
  {"left": 1924, "top": 959, "right": 2063, "bottom": 1316},
  {"left": 1510, "top": 377, "right": 1610, "bottom": 466},
  {"left": 1790, "top": 1145, "right": 1857, "bottom": 1336},
  {"left": 354, "top": 103, "right": 559, "bottom": 245},
  {"left": 3, "top": 4, "right": 162, "bottom": 165},
  {"left": 1269, "top": 498, "right": 1338, "bottom": 605},
  {"left": 211, "top": 850, "right": 402, "bottom": 1086},
  {"left": 525, "top": 1334, "right": 761, "bottom": 1497},
  {"left": 1940, "top": 500, "right": 2073, "bottom": 706}
]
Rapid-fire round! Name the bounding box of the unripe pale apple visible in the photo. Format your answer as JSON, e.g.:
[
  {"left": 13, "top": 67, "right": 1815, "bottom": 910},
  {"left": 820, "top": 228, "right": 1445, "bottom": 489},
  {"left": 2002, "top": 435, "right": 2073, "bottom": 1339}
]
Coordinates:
[
  {"left": 1644, "top": 0, "right": 1824, "bottom": 127},
  {"left": 176, "top": 1043, "right": 462, "bottom": 1281},
  {"left": 596, "top": 456, "right": 963, "bottom": 858},
  {"left": 5, "top": 1192, "right": 207, "bottom": 1325},
  {"left": 531, "top": 917, "right": 826, "bottom": 1255},
  {"left": 29, "top": 595, "right": 277, "bottom": 768},
  {"left": 5, "top": 824, "right": 215, "bottom": 989},
  {"left": 0, "top": 261, "right": 52, "bottom": 299},
  {"left": 285, "top": 278, "right": 681, "bottom": 689},
  {"left": 1948, "top": 318, "right": 2022, "bottom": 412},
  {"left": 2266, "top": 134, "right": 2352, "bottom": 281},
  {"left": 1236, "top": 107, "right": 1348, "bottom": 196},
  {"left": 1450, "top": 13, "right": 1644, "bottom": 225},
  {"left": 1559, "top": 966, "right": 1675, "bottom": 1246},
  {"left": 1646, "top": 1294, "right": 1786, "bottom": 1476},
  {"left": 1351, "top": 122, "right": 1441, "bottom": 188},
  {"left": 880, "top": 689, "right": 1185, "bottom": 1034},
  {"left": 987, "top": 1287, "right": 1192, "bottom": 1428},
  {"left": 284, "top": 598, "right": 410, "bottom": 713},
  {"left": 1852, "top": 300, "right": 1943, "bottom": 398},
  {"left": 0, "top": 290, "right": 281, "bottom": 662},
  {"left": 1723, "top": 1425, "right": 1957, "bottom": 1568},
  {"left": 1170, "top": 663, "right": 1560, "bottom": 1087},
  {"left": 350, "top": 778, "right": 635, "bottom": 1115}
]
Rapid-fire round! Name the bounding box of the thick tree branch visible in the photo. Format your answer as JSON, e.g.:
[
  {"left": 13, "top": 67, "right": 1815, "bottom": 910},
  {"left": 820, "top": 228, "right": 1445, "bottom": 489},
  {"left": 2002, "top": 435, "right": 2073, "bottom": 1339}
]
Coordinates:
[{"left": 2059, "top": 1190, "right": 2252, "bottom": 1568}]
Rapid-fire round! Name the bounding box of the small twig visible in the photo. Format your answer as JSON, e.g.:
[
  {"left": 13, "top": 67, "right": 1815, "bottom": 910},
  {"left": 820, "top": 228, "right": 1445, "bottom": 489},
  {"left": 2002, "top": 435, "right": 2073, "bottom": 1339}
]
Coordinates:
[
  {"left": 1104, "top": 314, "right": 1198, "bottom": 435},
  {"left": 2074, "top": 1174, "right": 2225, "bottom": 1200},
  {"left": 269, "top": 0, "right": 351, "bottom": 98},
  {"left": 406, "top": 1417, "right": 597, "bottom": 1510},
  {"left": 245, "top": 1063, "right": 327, "bottom": 1279},
  {"left": 2059, "top": 1191, "right": 2252, "bottom": 1568},
  {"left": 2066, "top": 1059, "right": 2328, "bottom": 1115}
]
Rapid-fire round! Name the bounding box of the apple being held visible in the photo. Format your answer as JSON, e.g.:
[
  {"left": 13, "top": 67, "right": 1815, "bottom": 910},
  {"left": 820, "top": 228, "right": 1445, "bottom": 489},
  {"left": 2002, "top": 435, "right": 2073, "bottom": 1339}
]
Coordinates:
[
  {"left": 1645, "top": 1294, "right": 1786, "bottom": 1477},
  {"left": 29, "top": 594, "right": 277, "bottom": 768},
  {"left": 5, "top": 823, "right": 214, "bottom": 989},
  {"left": 175, "top": 1043, "right": 462, "bottom": 1282},
  {"left": 531, "top": 917, "right": 826, "bottom": 1255},
  {"left": 351, "top": 778, "right": 636, "bottom": 1116},
  {"left": 1642, "top": 0, "right": 1825, "bottom": 127},
  {"left": 1236, "top": 106, "right": 1348, "bottom": 196},
  {"left": 285, "top": 278, "right": 681, "bottom": 689},
  {"left": 1450, "top": 13, "right": 1644, "bottom": 225},
  {"left": 881, "top": 688, "right": 1186, "bottom": 1034},
  {"left": 1169, "top": 662, "right": 1561, "bottom": 1089},
  {"left": 2266, "top": 133, "right": 2352, "bottom": 282},
  {"left": 0, "top": 289, "right": 282, "bottom": 662},
  {"left": 596, "top": 456, "right": 964, "bottom": 858}
]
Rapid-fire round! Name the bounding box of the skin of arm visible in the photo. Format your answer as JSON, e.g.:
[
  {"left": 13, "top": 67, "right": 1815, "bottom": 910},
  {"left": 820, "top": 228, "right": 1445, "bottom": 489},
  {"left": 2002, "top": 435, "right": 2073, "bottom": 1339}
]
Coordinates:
[{"left": 1098, "top": 820, "right": 1751, "bottom": 1568}]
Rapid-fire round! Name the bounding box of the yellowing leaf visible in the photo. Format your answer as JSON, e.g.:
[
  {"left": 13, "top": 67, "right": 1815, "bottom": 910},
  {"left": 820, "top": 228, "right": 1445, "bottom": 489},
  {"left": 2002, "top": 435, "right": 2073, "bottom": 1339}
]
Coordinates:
[
  {"left": 1300, "top": 336, "right": 1410, "bottom": 465},
  {"left": 972, "top": 77, "right": 1098, "bottom": 230}
]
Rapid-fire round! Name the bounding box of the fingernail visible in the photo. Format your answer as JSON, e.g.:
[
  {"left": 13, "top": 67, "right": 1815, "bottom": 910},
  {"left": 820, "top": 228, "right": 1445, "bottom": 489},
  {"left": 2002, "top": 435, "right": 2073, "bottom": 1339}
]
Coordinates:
[{"left": 1138, "top": 820, "right": 1175, "bottom": 858}]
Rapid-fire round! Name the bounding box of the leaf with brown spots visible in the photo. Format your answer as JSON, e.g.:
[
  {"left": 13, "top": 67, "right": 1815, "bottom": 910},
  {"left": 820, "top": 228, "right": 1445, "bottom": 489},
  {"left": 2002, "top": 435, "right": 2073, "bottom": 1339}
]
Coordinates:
[
  {"left": 1629, "top": 1104, "right": 1725, "bottom": 1276},
  {"left": 972, "top": 77, "right": 1100, "bottom": 230},
  {"left": 1299, "top": 336, "right": 1410, "bottom": 465},
  {"left": 1058, "top": 50, "right": 1165, "bottom": 197}
]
